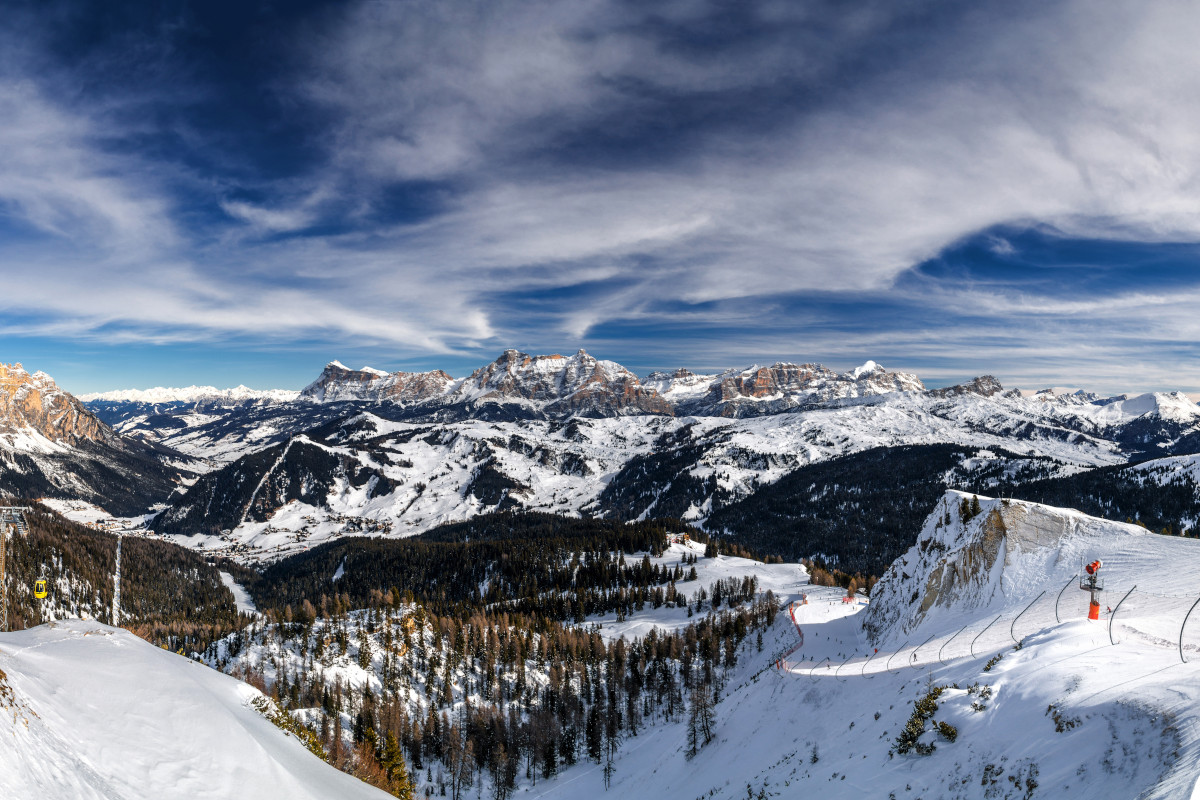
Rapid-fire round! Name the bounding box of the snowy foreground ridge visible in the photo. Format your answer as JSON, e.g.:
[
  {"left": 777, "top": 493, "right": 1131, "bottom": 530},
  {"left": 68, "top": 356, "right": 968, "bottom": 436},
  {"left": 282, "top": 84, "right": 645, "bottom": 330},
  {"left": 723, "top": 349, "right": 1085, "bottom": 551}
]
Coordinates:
[{"left": 0, "top": 621, "right": 388, "bottom": 800}]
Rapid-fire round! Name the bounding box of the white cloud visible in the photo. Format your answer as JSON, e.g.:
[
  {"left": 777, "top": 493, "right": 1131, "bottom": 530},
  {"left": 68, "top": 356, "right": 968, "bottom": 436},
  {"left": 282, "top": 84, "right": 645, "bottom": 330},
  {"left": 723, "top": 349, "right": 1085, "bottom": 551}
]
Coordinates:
[
  {"left": 0, "top": 80, "right": 177, "bottom": 253},
  {"left": 4, "top": 1, "right": 1200, "bottom": 392}
]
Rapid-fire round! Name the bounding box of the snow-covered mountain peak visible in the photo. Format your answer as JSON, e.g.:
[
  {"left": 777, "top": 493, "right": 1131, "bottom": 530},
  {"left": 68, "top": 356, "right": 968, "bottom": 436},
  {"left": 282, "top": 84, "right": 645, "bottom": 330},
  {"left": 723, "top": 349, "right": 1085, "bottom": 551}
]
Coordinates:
[
  {"left": 1118, "top": 391, "right": 1200, "bottom": 422},
  {"left": 300, "top": 361, "right": 454, "bottom": 404},
  {"left": 0, "top": 361, "right": 108, "bottom": 447},
  {"left": 851, "top": 359, "right": 881, "bottom": 379},
  {"left": 79, "top": 385, "right": 300, "bottom": 404}
]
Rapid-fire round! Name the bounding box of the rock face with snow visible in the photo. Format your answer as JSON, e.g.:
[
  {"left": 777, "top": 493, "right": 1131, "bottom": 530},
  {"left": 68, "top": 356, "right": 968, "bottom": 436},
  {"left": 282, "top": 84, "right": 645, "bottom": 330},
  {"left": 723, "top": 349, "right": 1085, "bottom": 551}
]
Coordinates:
[
  {"left": 453, "top": 349, "right": 672, "bottom": 416},
  {"left": 284, "top": 353, "right": 926, "bottom": 419},
  {"left": 928, "top": 375, "right": 1005, "bottom": 398},
  {"left": 862, "top": 490, "right": 1181, "bottom": 643},
  {"left": 0, "top": 362, "right": 107, "bottom": 446},
  {"left": 300, "top": 361, "right": 455, "bottom": 404},
  {"left": 646, "top": 360, "right": 925, "bottom": 416},
  {"left": 0, "top": 363, "right": 189, "bottom": 514}
]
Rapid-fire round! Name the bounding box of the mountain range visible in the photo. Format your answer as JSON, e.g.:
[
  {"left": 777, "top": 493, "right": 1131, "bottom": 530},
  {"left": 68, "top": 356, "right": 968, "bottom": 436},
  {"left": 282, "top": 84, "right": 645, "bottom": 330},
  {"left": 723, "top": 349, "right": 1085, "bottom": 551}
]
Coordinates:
[{"left": 4, "top": 349, "right": 1200, "bottom": 567}]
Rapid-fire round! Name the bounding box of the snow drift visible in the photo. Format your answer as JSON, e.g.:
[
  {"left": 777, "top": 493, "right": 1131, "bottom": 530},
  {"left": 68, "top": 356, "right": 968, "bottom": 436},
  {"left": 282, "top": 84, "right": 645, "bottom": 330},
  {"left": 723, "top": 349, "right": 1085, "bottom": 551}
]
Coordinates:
[{"left": 0, "top": 620, "right": 388, "bottom": 800}]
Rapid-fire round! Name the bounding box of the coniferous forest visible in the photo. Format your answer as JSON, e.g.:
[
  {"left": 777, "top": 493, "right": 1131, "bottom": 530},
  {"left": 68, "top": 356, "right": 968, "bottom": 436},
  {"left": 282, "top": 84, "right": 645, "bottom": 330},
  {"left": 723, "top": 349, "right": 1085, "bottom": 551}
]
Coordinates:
[
  {"left": 2, "top": 500, "right": 245, "bottom": 651},
  {"left": 206, "top": 514, "right": 780, "bottom": 798}
]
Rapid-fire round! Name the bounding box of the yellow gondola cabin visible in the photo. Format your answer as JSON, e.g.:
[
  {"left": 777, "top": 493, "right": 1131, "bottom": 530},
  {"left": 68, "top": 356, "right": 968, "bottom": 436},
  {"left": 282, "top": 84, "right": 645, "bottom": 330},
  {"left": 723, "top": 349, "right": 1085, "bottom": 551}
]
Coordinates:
[{"left": 34, "top": 578, "right": 48, "bottom": 599}]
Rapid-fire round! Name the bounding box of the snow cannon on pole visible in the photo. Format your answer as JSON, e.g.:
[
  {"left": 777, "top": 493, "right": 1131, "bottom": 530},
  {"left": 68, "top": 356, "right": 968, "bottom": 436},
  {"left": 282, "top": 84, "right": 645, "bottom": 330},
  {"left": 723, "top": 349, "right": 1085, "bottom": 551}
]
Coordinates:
[{"left": 1080, "top": 560, "right": 1104, "bottom": 621}]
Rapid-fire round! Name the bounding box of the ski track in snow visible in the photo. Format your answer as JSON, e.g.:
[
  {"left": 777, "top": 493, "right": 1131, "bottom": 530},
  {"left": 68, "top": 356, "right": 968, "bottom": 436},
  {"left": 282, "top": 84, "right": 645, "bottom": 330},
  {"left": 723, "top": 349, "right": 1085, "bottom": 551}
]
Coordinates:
[
  {"left": 505, "top": 497, "right": 1200, "bottom": 799},
  {"left": 219, "top": 571, "right": 258, "bottom": 616}
]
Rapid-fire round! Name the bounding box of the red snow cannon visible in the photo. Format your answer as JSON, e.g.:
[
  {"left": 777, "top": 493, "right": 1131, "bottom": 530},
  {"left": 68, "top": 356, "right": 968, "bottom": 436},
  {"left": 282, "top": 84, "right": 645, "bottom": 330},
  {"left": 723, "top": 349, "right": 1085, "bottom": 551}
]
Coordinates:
[{"left": 1082, "top": 560, "right": 1103, "bottom": 620}]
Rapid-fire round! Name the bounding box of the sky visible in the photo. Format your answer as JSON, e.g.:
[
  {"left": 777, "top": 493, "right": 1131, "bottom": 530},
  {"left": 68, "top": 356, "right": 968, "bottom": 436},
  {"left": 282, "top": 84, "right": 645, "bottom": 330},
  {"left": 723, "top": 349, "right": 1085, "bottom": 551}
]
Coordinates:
[{"left": 2, "top": 0, "right": 1200, "bottom": 395}]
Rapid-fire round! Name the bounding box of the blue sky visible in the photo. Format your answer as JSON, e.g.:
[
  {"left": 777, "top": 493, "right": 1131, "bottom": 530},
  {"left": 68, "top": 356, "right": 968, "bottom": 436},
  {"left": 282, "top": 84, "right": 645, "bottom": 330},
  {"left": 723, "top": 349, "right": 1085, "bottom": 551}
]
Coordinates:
[{"left": 2, "top": 0, "right": 1200, "bottom": 395}]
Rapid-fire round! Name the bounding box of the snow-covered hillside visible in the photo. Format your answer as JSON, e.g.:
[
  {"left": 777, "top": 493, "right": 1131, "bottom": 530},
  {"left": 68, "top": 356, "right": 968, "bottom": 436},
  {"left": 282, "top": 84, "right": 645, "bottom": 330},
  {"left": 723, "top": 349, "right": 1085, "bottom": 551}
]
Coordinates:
[
  {"left": 151, "top": 395, "right": 1133, "bottom": 561},
  {"left": 0, "top": 620, "right": 389, "bottom": 799},
  {"left": 517, "top": 496, "right": 1200, "bottom": 799},
  {"left": 197, "top": 498, "right": 1200, "bottom": 799}
]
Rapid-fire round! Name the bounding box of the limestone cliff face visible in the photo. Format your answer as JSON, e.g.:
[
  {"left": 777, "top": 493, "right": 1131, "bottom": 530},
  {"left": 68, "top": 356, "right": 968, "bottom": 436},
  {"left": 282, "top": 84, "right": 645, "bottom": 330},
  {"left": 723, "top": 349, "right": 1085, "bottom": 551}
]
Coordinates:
[
  {"left": 713, "top": 363, "right": 838, "bottom": 405},
  {"left": 461, "top": 349, "right": 672, "bottom": 416},
  {"left": 0, "top": 363, "right": 109, "bottom": 446},
  {"left": 928, "top": 375, "right": 1005, "bottom": 398},
  {"left": 300, "top": 362, "right": 454, "bottom": 404},
  {"left": 863, "top": 491, "right": 1146, "bottom": 643},
  {"left": 656, "top": 360, "right": 926, "bottom": 416}
]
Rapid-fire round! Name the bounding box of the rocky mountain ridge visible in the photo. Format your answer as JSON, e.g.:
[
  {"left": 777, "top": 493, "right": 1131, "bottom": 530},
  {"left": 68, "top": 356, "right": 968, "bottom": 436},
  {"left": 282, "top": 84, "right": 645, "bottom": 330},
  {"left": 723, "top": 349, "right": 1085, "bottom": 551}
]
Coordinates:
[
  {"left": 7, "top": 350, "right": 1200, "bottom": 557},
  {"left": 0, "top": 363, "right": 191, "bottom": 514},
  {"left": 0, "top": 363, "right": 109, "bottom": 447}
]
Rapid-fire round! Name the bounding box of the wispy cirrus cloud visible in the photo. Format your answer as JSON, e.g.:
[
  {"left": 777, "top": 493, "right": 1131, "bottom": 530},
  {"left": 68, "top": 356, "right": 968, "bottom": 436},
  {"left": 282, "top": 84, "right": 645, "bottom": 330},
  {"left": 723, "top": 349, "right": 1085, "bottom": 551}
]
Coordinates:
[{"left": 2, "top": 0, "right": 1200, "bottom": 394}]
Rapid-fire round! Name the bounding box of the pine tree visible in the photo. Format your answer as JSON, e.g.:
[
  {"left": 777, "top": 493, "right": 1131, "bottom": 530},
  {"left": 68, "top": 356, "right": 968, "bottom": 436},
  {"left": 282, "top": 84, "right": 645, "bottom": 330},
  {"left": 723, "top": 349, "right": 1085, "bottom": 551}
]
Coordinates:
[
  {"left": 686, "top": 682, "right": 715, "bottom": 758},
  {"left": 380, "top": 731, "right": 415, "bottom": 799}
]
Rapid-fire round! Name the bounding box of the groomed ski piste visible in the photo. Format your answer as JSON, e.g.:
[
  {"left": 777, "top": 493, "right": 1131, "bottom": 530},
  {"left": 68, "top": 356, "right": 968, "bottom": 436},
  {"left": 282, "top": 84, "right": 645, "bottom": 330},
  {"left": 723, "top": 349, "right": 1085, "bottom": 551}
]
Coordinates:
[
  {"left": 527, "top": 492, "right": 1200, "bottom": 799},
  {"left": 0, "top": 621, "right": 390, "bottom": 800}
]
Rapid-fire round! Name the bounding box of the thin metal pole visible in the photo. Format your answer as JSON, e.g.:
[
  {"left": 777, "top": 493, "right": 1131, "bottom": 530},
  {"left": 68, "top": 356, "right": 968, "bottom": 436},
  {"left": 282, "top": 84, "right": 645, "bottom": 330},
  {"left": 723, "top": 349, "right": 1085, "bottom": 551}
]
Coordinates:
[
  {"left": 833, "top": 653, "right": 854, "bottom": 682},
  {"left": 0, "top": 508, "right": 33, "bottom": 633},
  {"left": 112, "top": 533, "right": 123, "bottom": 626},
  {"left": 1055, "top": 574, "right": 1078, "bottom": 623},
  {"left": 885, "top": 640, "right": 910, "bottom": 674},
  {"left": 1179, "top": 594, "right": 1200, "bottom": 663},
  {"left": 1, "top": 518, "right": 7, "bottom": 633},
  {"left": 970, "top": 613, "right": 1003, "bottom": 658},
  {"left": 1109, "top": 585, "right": 1136, "bottom": 646},
  {"left": 1010, "top": 590, "right": 1046, "bottom": 643},
  {"left": 808, "top": 656, "right": 830, "bottom": 682},
  {"left": 860, "top": 647, "right": 878, "bottom": 679},
  {"left": 939, "top": 621, "right": 972, "bottom": 665},
  {"left": 909, "top": 633, "right": 937, "bottom": 668}
]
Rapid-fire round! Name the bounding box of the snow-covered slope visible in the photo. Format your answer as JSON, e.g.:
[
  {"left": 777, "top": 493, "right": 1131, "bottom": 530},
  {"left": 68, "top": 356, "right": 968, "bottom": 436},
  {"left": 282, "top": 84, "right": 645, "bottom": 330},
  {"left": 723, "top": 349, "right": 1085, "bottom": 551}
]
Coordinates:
[
  {"left": 514, "top": 497, "right": 1200, "bottom": 800},
  {"left": 0, "top": 620, "right": 389, "bottom": 799},
  {"left": 150, "top": 398, "right": 1134, "bottom": 562},
  {"left": 864, "top": 490, "right": 1200, "bottom": 644}
]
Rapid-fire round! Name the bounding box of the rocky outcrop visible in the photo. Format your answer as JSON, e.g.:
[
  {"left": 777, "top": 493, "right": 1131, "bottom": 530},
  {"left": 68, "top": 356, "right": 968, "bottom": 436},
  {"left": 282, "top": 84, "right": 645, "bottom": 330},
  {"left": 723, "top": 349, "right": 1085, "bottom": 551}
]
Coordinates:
[
  {"left": 654, "top": 360, "right": 925, "bottom": 416},
  {"left": 714, "top": 363, "right": 837, "bottom": 402},
  {"left": 458, "top": 349, "right": 672, "bottom": 417},
  {"left": 927, "top": 375, "right": 1005, "bottom": 398},
  {"left": 0, "top": 363, "right": 109, "bottom": 446},
  {"left": 300, "top": 361, "right": 454, "bottom": 404},
  {"left": 862, "top": 490, "right": 1157, "bottom": 643}
]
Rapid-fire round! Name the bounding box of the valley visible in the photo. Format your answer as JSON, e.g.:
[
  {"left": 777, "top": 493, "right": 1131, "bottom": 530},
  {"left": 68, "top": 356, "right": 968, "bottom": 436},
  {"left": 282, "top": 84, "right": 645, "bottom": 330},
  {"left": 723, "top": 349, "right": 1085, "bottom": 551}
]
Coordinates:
[{"left": 3, "top": 351, "right": 1200, "bottom": 798}]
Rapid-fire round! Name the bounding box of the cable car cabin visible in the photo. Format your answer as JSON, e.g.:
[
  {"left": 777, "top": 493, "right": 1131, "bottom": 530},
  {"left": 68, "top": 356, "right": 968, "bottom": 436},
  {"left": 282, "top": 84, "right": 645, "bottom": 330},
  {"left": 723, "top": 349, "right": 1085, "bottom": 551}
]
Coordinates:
[{"left": 33, "top": 578, "right": 48, "bottom": 599}]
